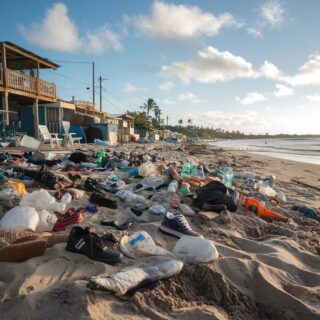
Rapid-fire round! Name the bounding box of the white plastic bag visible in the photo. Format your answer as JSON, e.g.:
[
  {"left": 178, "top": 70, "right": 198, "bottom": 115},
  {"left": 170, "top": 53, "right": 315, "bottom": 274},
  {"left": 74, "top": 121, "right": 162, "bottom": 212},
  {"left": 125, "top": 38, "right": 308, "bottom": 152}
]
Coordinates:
[
  {"left": 36, "top": 210, "right": 58, "bottom": 232},
  {"left": 138, "top": 162, "right": 159, "bottom": 178},
  {"left": 173, "top": 236, "right": 219, "bottom": 263},
  {"left": 120, "top": 231, "right": 173, "bottom": 258},
  {"left": 0, "top": 206, "right": 39, "bottom": 232},
  {"left": 20, "top": 189, "right": 71, "bottom": 212}
]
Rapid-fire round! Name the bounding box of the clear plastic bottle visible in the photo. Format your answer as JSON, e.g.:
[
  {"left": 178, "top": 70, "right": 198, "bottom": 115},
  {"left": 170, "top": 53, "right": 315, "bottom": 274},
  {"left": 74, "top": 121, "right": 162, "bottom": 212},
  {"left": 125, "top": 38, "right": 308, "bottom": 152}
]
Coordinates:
[
  {"left": 167, "top": 180, "right": 179, "bottom": 194},
  {"left": 223, "top": 165, "right": 233, "bottom": 188},
  {"left": 181, "top": 160, "right": 191, "bottom": 178},
  {"left": 196, "top": 165, "right": 205, "bottom": 179},
  {"left": 116, "top": 190, "right": 147, "bottom": 204}
]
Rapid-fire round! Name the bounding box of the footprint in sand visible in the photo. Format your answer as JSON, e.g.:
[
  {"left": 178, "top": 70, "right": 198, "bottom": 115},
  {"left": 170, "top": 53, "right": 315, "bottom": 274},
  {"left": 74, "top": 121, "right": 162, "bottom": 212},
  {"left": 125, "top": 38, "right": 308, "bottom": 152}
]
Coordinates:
[{"left": 19, "top": 258, "right": 74, "bottom": 296}]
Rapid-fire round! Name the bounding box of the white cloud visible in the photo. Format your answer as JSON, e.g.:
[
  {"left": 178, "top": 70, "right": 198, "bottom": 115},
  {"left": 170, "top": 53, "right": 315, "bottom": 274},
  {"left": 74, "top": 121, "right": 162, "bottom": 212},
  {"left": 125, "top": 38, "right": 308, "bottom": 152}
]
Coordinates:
[
  {"left": 260, "top": 1, "right": 285, "bottom": 27},
  {"left": 274, "top": 83, "right": 293, "bottom": 97},
  {"left": 163, "top": 99, "right": 176, "bottom": 105},
  {"left": 134, "top": 1, "right": 241, "bottom": 39},
  {"left": 282, "top": 54, "right": 320, "bottom": 86},
  {"left": 259, "top": 61, "right": 282, "bottom": 79},
  {"left": 123, "top": 83, "right": 136, "bottom": 93},
  {"left": 305, "top": 95, "right": 320, "bottom": 102},
  {"left": 236, "top": 92, "right": 266, "bottom": 105},
  {"left": 247, "top": 27, "right": 263, "bottom": 39},
  {"left": 177, "top": 92, "right": 203, "bottom": 103},
  {"left": 159, "top": 81, "right": 174, "bottom": 90},
  {"left": 183, "top": 110, "right": 269, "bottom": 134},
  {"left": 19, "top": 3, "right": 122, "bottom": 54},
  {"left": 161, "top": 46, "right": 255, "bottom": 83}
]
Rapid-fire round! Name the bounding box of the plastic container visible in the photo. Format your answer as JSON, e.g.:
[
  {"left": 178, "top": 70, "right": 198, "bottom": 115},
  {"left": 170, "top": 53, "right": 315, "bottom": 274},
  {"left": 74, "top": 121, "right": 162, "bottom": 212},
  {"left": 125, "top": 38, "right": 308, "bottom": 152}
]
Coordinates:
[
  {"left": 223, "top": 165, "right": 233, "bottom": 188},
  {"left": 181, "top": 160, "right": 191, "bottom": 178},
  {"left": 167, "top": 180, "right": 179, "bottom": 194},
  {"left": 116, "top": 190, "right": 147, "bottom": 204}
]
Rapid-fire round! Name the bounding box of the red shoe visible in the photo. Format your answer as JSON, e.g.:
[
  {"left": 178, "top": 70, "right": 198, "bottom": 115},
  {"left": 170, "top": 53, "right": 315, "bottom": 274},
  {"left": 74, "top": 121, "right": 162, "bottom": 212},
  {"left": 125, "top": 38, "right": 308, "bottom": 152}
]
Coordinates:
[{"left": 53, "top": 208, "right": 85, "bottom": 231}]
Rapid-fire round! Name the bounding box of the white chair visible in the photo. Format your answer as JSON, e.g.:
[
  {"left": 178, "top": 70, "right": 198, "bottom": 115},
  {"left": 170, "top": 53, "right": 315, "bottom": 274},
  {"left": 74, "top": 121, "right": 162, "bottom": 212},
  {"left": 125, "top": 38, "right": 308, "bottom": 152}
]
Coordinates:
[
  {"left": 38, "top": 125, "right": 62, "bottom": 148},
  {"left": 62, "top": 121, "right": 81, "bottom": 147}
]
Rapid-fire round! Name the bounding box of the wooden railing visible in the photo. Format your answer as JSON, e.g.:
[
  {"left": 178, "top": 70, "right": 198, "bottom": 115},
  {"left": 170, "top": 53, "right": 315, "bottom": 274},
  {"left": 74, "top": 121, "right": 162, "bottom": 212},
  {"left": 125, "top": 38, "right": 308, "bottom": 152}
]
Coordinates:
[
  {"left": 0, "top": 66, "right": 3, "bottom": 85},
  {"left": 1, "top": 68, "right": 56, "bottom": 99}
]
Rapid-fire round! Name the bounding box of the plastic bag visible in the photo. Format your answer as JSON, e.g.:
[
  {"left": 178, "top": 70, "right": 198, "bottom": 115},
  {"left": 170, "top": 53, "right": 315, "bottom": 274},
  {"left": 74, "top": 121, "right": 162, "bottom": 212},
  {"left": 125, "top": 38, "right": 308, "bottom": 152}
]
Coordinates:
[
  {"left": 120, "top": 231, "right": 173, "bottom": 258},
  {"left": 37, "top": 210, "right": 58, "bottom": 232},
  {"left": 173, "top": 236, "right": 219, "bottom": 263},
  {"left": 138, "top": 162, "right": 159, "bottom": 178},
  {"left": 0, "top": 206, "right": 39, "bottom": 231},
  {"left": 20, "top": 189, "right": 72, "bottom": 212}
]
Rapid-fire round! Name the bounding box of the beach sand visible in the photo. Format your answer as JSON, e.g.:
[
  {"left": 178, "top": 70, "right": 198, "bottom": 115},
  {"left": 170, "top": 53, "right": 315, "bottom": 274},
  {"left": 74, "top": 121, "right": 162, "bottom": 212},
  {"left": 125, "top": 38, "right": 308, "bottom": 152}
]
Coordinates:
[{"left": 0, "top": 143, "right": 319, "bottom": 320}]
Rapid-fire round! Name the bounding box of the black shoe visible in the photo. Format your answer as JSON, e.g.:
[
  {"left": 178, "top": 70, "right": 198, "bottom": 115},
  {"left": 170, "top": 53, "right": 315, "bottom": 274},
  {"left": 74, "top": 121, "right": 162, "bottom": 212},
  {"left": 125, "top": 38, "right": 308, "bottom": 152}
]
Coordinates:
[
  {"left": 66, "top": 226, "right": 123, "bottom": 264},
  {"left": 101, "top": 220, "right": 133, "bottom": 230},
  {"left": 90, "top": 192, "right": 118, "bottom": 209},
  {"left": 159, "top": 211, "right": 200, "bottom": 238}
]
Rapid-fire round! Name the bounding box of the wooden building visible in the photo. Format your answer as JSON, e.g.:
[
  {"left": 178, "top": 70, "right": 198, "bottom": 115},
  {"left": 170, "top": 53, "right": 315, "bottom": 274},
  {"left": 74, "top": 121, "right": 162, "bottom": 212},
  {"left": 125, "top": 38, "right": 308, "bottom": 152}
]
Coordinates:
[
  {"left": 112, "top": 113, "right": 134, "bottom": 142},
  {"left": 0, "top": 41, "right": 59, "bottom": 138}
]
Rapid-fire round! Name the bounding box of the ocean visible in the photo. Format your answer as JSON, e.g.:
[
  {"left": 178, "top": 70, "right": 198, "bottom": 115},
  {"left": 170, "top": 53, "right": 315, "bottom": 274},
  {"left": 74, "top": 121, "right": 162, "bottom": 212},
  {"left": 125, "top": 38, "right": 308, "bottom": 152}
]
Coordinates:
[{"left": 211, "top": 137, "right": 320, "bottom": 165}]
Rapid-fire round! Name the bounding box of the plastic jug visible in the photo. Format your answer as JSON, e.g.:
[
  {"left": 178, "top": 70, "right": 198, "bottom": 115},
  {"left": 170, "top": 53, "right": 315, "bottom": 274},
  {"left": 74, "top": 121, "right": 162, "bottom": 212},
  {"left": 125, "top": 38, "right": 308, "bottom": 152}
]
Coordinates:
[{"left": 223, "top": 165, "right": 233, "bottom": 188}]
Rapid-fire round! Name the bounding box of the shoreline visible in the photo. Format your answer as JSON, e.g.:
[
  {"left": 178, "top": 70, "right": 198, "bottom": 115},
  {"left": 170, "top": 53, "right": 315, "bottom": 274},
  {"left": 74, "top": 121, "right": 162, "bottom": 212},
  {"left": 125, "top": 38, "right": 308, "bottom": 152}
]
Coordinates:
[{"left": 0, "top": 142, "right": 319, "bottom": 320}]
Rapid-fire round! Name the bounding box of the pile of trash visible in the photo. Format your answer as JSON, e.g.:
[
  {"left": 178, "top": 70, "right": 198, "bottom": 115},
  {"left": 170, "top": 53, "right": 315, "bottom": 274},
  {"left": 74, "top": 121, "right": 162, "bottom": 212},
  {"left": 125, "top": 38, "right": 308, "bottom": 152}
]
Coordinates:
[{"left": 0, "top": 145, "right": 318, "bottom": 296}]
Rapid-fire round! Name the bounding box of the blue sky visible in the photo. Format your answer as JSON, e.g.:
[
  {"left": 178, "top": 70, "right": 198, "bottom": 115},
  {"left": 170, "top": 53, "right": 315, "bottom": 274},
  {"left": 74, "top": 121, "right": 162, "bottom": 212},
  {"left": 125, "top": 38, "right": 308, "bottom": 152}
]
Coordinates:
[{"left": 2, "top": 0, "right": 320, "bottom": 134}]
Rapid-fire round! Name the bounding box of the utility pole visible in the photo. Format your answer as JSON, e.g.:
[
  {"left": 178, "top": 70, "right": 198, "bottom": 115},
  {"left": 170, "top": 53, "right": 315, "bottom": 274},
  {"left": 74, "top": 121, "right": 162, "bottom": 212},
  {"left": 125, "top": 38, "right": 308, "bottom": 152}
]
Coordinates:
[
  {"left": 99, "top": 76, "right": 108, "bottom": 112},
  {"left": 166, "top": 115, "right": 169, "bottom": 127},
  {"left": 92, "top": 62, "right": 95, "bottom": 106}
]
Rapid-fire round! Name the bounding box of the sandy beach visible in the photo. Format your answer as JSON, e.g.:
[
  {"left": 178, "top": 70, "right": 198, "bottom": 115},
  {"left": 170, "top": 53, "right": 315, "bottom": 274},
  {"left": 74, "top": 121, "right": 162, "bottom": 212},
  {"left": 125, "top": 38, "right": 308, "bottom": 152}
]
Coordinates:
[{"left": 0, "top": 142, "right": 319, "bottom": 320}]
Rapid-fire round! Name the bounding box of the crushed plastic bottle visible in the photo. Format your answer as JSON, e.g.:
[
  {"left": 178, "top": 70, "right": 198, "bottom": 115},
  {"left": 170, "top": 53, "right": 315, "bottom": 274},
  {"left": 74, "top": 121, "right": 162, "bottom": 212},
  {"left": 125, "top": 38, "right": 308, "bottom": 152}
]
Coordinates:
[
  {"left": 167, "top": 180, "right": 179, "bottom": 194},
  {"left": 181, "top": 160, "right": 191, "bottom": 178},
  {"left": 223, "top": 165, "right": 233, "bottom": 188},
  {"left": 195, "top": 165, "right": 206, "bottom": 179},
  {"left": 116, "top": 190, "right": 147, "bottom": 204}
]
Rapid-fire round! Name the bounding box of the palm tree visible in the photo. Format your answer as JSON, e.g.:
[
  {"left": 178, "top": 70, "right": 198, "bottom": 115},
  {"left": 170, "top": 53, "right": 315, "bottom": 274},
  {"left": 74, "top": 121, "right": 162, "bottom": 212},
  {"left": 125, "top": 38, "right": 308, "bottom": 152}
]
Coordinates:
[
  {"left": 187, "top": 119, "right": 192, "bottom": 126},
  {"left": 154, "top": 106, "right": 162, "bottom": 129},
  {"left": 140, "top": 98, "right": 158, "bottom": 119},
  {"left": 178, "top": 119, "right": 183, "bottom": 127}
]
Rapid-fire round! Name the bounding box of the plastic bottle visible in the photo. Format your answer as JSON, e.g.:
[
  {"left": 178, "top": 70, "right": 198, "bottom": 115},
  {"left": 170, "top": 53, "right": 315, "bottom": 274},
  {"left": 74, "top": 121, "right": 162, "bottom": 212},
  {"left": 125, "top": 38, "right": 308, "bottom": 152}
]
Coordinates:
[
  {"left": 167, "top": 180, "right": 179, "bottom": 194},
  {"left": 116, "top": 190, "right": 147, "bottom": 204},
  {"left": 223, "top": 165, "right": 233, "bottom": 188},
  {"left": 190, "top": 166, "right": 197, "bottom": 176},
  {"left": 196, "top": 165, "right": 205, "bottom": 179},
  {"left": 181, "top": 160, "right": 191, "bottom": 178},
  {"left": 96, "top": 148, "right": 106, "bottom": 167},
  {"left": 180, "top": 182, "right": 190, "bottom": 196}
]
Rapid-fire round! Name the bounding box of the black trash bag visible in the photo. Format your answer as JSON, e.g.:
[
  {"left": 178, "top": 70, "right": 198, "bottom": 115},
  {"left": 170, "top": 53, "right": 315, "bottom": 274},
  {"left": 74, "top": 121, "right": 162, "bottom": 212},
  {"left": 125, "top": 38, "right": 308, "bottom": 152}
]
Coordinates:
[
  {"left": 69, "top": 152, "right": 87, "bottom": 164},
  {"left": 193, "top": 181, "right": 238, "bottom": 212}
]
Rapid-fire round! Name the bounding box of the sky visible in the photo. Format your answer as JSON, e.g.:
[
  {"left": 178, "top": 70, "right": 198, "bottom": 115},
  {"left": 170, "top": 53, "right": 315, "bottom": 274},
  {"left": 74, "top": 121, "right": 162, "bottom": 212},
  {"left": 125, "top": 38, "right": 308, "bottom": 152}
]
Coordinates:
[{"left": 1, "top": 0, "right": 320, "bottom": 134}]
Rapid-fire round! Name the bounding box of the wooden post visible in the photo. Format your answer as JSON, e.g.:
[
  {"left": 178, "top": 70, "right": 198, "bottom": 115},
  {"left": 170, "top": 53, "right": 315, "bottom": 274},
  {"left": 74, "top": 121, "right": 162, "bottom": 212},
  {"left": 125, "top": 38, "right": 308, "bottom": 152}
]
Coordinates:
[
  {"left": 1, "top": 43, "right": 7, "bottom": 87},
  {"left": 33, "top": 98, "right": 39, "bottom": 139},
  {"left": 37, "top": 61, "right": 40, "bottom": 95},
  {"left": 2, "top": 92, "right": 9, "bottom": 125}
]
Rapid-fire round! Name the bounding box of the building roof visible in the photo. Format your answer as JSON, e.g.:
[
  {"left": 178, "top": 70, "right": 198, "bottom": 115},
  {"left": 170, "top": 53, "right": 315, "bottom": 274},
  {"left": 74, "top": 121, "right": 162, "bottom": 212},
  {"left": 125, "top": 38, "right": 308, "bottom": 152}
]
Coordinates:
[
  {"left": 1, "top": 41, "right": 60, "bottom": 69},
  {"left": 111, "top": 113, "right": 134, "bottom": 120}
]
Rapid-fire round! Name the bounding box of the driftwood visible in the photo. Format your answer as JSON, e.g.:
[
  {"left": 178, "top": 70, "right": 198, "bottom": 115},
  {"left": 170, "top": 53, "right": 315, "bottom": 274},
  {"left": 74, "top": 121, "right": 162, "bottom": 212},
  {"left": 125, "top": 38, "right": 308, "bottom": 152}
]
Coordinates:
[{"left": 291, "top": 179, "right": 320, "bottom": 192}]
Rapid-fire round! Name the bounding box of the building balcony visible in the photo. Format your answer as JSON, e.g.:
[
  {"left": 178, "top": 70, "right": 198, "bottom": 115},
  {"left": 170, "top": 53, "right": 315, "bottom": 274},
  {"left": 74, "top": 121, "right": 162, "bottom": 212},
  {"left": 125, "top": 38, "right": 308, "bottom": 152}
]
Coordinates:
[{"left": 0, "top": 67, "right": 56, "bottom": 100}]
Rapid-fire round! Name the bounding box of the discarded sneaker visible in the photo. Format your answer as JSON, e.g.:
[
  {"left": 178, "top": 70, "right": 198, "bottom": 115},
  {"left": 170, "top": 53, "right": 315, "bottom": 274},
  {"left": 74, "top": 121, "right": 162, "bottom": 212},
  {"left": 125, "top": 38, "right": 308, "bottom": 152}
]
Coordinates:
[
  {"left": 90, "top": 193, "right": 118, "bottom": 209},
  {"left": 66, "top": 226, "right": 123, "bottom": 264},
  {"left": 160, "top": 212, "right": 200, "bottom": 238}
]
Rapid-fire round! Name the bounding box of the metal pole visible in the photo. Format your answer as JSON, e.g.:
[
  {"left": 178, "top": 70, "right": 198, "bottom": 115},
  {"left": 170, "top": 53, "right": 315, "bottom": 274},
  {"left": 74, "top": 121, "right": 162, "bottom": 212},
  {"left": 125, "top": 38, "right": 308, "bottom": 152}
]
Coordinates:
[
  {"left": 99, "top": 76, "right": 102, "bottom": 111},
  {"left": 92, "top": 62, "right": 95, "bottom": 106}
]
